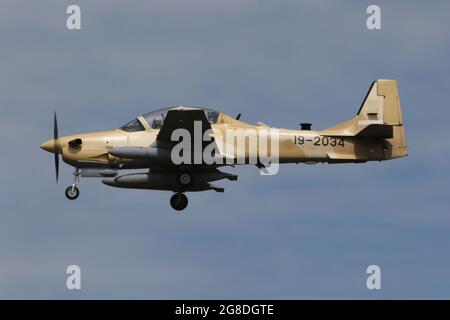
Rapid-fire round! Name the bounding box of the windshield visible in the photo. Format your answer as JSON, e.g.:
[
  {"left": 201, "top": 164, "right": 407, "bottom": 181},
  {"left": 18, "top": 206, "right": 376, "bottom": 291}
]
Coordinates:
[{"left": 120, "top": 118, "right": 145, "bottom": 132}]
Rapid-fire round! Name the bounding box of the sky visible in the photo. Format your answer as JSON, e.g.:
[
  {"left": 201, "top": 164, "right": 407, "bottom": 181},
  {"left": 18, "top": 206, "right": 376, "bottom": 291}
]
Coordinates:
[{"left": 1, "top": 0, "right": 450, "bottom": 299}]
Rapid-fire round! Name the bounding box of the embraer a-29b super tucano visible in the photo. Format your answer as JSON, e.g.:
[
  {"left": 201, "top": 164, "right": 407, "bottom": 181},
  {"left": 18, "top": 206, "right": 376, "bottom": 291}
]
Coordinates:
[{"left": 40, "top": 79, "right": 407, "bottom": 211}]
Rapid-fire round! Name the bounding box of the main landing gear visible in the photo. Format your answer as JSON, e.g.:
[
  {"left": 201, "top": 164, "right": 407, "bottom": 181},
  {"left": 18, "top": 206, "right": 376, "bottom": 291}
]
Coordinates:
[
  {"left": 176, "top": 171, "right": 193, "bottom": 187},
  {"left": 65, "top": 168, "right": 81, "bottom": 200},
  {"left": 170, "top": 193, "right": 188, "bottom": 211},
  {"left": 170, "top": 171, "right": 192, "bottom": 211}
]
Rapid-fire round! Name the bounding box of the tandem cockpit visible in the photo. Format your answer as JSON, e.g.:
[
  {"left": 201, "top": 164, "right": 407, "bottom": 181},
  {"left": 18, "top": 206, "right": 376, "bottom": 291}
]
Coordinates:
[{"left": 119, "top": 106, "right": 220, "bottom": 132}]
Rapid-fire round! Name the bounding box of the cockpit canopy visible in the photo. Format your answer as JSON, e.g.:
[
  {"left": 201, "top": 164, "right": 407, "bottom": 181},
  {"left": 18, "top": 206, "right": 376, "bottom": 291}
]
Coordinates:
[{"left": 120, "top": 106, "right": 220, "bottom": 132}]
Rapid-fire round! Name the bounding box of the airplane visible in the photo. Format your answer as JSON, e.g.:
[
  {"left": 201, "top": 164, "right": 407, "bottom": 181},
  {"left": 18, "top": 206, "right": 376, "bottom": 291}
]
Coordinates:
[{"left": 40, "top": 79, "right": 407, "bottom": 211}]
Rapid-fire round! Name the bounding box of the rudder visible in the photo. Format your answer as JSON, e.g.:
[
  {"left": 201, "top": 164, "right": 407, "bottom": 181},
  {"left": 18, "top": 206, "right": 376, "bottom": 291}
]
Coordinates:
[{"left": 371, "top": 80, "right": 407, "bottom": 159}]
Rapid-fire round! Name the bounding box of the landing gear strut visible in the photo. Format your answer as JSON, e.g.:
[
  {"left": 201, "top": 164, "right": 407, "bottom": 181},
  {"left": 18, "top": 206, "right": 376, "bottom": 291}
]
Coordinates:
[
  {"left": 65, "top": 168, "right": 81, "bottom": 200},
  {"left": 170, "top": 193, "right": 188, "bottom": 211}
]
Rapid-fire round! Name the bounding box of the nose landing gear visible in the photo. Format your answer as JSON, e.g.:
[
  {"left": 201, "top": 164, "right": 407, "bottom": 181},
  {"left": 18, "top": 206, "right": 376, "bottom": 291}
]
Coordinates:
[
  {"left": 65, "top": 168, "right": 81, "bottom": 200},
  {"left": 65, "top": 186, "right": 80, "bottom": 200},
  {"left": 170, "top": 192, "right": 188, "bottom": 211}
]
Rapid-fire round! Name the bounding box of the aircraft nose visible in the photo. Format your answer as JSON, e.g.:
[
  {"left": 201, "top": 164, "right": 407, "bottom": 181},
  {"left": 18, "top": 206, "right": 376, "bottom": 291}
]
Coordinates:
[{"left": 40, "top": 139, "right": 56, "bottom": 153}]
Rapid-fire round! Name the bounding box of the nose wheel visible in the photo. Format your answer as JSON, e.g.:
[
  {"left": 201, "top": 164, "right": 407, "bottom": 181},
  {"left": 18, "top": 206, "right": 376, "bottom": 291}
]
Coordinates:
[
  {"left": 65, "top": 168, "right": 81, "bottom": 200},
  {"left": 170, "top": 193, "right": 188, "bottom": 211},
  {"left": 65, "top": 186, "right": 80, "bottom": 200}
]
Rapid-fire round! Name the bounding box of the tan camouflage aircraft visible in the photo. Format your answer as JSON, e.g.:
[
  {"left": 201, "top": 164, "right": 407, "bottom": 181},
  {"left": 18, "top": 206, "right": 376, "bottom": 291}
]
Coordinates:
[{"left": 40, "top": 79, "right": 407, "bottom": 211}]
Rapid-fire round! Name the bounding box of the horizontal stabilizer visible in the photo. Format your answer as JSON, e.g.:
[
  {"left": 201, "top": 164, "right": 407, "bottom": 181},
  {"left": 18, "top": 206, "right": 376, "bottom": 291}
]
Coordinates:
[
  {"left": 356, "top": 124, "right": 393, "bottom": 139},
  {"left": 322, "top": 123, "right": 393, "bottom": 139}
]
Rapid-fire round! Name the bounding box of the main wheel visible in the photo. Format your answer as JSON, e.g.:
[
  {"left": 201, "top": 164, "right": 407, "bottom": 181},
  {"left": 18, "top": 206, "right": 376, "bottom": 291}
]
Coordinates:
[
  {"left": 177, "top": 172, "right": 193, "bottom": 187},
  {"left": 65, "top": 186, "right": 80, "bottom": 200},
  {"left": 170, "top": 193, "right": 188, "bottom": 211}
]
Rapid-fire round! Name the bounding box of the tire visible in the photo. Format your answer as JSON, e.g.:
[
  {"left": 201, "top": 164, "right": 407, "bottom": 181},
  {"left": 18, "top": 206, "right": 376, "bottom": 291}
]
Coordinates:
[
  {"left": 65, "top": 186, "right": 80, "bottom": 200},
  {"left": 170, "top": 193, "right": 188, "bottom": 211},
  {"left": 177, "top": 172, "right": 193, "bottom": 187}
]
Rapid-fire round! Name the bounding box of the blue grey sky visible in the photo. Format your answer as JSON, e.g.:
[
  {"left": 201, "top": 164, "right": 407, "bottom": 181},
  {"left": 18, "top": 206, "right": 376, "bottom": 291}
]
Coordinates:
[{"left": 1, "top": 0, "right": 449, "bottom": 298}]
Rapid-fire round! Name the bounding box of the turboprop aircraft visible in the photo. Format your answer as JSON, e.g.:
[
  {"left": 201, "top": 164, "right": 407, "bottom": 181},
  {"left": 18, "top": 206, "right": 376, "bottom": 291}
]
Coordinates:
[{"left": 40, "top": 79, "right": 407, "bottom": 211}]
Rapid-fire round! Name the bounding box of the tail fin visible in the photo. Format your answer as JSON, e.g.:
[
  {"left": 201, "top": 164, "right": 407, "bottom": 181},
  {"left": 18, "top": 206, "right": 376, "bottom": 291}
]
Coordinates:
[
  {"left": 357, "top": 79, "right": 402, "bottom": 126},
  {"left": 322, "top": 79, "right": 408, "bottom": 159}
]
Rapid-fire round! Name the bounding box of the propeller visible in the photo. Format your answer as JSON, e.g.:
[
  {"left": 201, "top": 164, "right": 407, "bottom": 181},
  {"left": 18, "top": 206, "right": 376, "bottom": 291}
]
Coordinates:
[{"left": 53, "top": 111, "right": 60, "bottom": 183}]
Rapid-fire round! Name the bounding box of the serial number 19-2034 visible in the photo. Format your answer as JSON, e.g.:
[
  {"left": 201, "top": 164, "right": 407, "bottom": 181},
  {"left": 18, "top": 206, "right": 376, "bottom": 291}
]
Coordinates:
[{"left": 294, "top": 135, "right": 345, "bottom": 147}]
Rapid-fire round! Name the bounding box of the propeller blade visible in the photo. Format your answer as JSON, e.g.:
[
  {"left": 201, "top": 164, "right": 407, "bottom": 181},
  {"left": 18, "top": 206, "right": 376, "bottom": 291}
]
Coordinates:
[
  {"left": 53, "top": 111, "right": 59, "bottom": 183},
  {"left": 54, "top": 151, "right": 59, "bottom": 183},
  {"left": 53, "top": 111, "right": 59, "bottom": 141}
]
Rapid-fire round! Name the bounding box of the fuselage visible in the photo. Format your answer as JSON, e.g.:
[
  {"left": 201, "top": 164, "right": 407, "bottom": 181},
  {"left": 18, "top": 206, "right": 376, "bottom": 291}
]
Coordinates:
[{"left": 40, "top": 110, "right": 389, "bottom": 169}]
